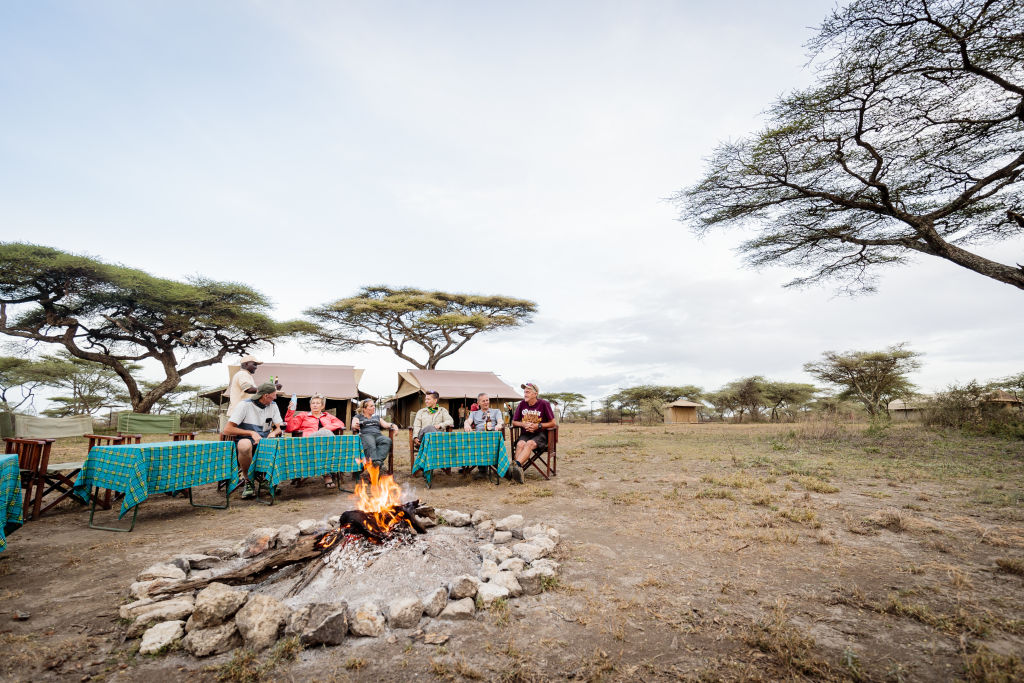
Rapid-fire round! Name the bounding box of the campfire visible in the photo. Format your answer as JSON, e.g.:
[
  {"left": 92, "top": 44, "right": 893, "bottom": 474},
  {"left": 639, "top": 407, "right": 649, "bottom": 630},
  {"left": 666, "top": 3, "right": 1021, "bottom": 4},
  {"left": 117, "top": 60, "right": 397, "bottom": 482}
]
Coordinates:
[
  {"left": 314, "top": 460, "right": 427, "bottom": 550},
  {"left": 119, "top": 462, "right": 563, "bottom": 659}
]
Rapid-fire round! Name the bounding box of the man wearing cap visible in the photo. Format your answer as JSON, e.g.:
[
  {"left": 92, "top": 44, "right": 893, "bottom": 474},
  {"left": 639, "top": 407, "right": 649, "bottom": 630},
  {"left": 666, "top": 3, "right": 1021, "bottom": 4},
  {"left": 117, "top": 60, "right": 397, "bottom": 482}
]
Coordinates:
[
  {"left": 222, "top": 381, "right": 284, "bottom": 499},
  {"left": 412, "top": 390, "right": 454, "bottom": 448},
  {"left": 509, "top": 383, "right": 556, "bottom": 484}
]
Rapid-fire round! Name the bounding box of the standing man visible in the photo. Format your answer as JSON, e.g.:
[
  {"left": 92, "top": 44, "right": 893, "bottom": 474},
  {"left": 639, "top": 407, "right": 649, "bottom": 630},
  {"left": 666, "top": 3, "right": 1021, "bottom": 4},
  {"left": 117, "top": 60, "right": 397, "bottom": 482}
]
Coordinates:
[
  {"left": 227, "top": 356, "right": 261, "bottom": 417},
  {"left": 509, "top": 383, "right": 556, "bottom": 484},
  {"left": 222, "top": 382, "right": 283, "bottom": 499},
  {"left": 412, "top": 390, "right": 454, "bottom": 448}
]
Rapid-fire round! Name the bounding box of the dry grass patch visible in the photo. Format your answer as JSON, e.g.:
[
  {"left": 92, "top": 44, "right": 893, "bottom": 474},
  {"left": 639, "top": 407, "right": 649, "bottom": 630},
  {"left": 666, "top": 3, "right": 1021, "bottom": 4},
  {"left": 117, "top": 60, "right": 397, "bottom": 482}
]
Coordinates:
[
  {"left": 995, "top": 557, "right": 1024, "bottom": 576},
  {"left": 792, "top": 475, "right": 840, "bottom": 493},
  {"left": 695, "top": 488, "right": 737, "bottom": 501},
  {"left": 742, "top": 602, "right": 839, "bottom": 680},
  {"left": 867, "top": 507, "right": 910, "bottom": 532},
  {"left": 963, "top": 646, "right": 1024, "bottom": 683}
]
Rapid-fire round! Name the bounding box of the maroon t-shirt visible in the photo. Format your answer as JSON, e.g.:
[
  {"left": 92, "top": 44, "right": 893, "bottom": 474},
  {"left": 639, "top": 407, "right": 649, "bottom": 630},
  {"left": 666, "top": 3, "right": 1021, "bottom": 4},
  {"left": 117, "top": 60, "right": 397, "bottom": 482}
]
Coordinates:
[{"left": 513, "top": 399, "right": 554, "bottom": 429}]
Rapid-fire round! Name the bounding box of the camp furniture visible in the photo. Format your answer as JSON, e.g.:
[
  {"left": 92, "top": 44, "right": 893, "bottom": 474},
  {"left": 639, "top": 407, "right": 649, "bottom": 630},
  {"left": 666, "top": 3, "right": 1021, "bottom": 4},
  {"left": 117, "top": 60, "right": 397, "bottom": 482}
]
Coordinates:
[{"left": 412, "top": 430, "right": 509, "bottom": 487}]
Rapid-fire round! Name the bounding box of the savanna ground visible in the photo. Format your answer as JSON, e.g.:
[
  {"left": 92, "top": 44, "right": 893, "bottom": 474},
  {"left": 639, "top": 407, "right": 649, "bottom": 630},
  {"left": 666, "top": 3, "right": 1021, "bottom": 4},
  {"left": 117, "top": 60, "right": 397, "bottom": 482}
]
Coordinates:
[{"left": 1, "top": 421, "right": 1022, "bottom": 682}]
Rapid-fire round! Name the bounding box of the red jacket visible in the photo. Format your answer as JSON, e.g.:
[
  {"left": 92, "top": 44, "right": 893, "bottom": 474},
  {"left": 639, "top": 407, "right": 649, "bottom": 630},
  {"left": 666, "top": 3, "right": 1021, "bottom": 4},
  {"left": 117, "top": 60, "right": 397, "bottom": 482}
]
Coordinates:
[{"left": 285, "top": 409, "right": 345, "bottom": 436}]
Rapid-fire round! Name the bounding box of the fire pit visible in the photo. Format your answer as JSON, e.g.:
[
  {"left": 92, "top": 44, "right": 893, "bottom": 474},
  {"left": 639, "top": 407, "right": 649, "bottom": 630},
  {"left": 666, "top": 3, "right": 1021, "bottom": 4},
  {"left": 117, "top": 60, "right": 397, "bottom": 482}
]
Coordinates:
[{"left": 119, "top": 462, "right": 563, "bottom": 657}]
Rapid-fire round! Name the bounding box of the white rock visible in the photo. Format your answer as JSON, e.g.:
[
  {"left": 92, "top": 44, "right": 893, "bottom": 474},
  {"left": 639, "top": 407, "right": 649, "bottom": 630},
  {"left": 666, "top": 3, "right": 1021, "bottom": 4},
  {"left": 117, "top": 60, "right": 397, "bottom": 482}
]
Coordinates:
[
  {"left": 183, "top": 554, "right": 222, "bottom": 570},
  {"left": 120, "top": 597, "right": 158, "bottom": 620},
  {"left": 235, "top": 594, "right": 289, "bottom": 651},
  {"left": 349, "top": 601, "right": 385, "bottom": 637},
  {"left": 448, "top": 575, "right": 481, "bottom": 600},
  {"left": 492, "top": 531, "right": 513, "bottom": 545},
  {"left": 489, "top": 571, "right": 523, "bottom": 597},
  {"left": 139, "top": 620, "right": 185, "bottom": 655},
  {"left": 498, "top": 558, "right": 526, "bottom": 573},
  {"left": 138, "top": 563, "right": 187, "bottom": 582},
  {"left": 531, "top": 559, "right": 560, "bottom": 577},
  {"left": 128, "top": 598, "right": 195, "bottom": 637},
  {"left": 512, "top": 542, "right": 549, "bottom": 563},
  {"left": 328, "top": 515, "right": 341, "bottom": 527},
  {"left": 516, "top": 568, "right": 543, "bottom": 595},
  {"left": 475, "top": 519, "right": 496, "bottom": 538},
  {"left": 182, "top": 622, "right": 241, "bottom": 657},
  {"left": 438, "top": 597, "right": 475, "bottom": 620},
  {"left": 476, "top": 582, "right": 510, "bottom": 606},
  {"left": 296, "top": 519, "right": 319, "bottom": 535},
  {"left": 166, "top": 557, "right": 191, "bottom": 573},
  {"left": 495, "top": 514, "right": 525, "bottom": 534},
  {"left": 189, "top": 569, "right": 216, "bottom": 582},
  {"left": 240, "top": 527, "right": 279, "bottom": 558},
  {"left": 521, "top": 524, "right": 547, "bottom": 539},
  {"left": 386, "top": 596, "right": 424, "bottom": 629},
  {"left": 422, "top": 587, "right": 447, "bottom": 618},
  {"left": 276, "top": 524, "right": 300, "bottom": 548},
  {"left": 530, "top": 535, "right": 556, "bottom": 553},
  {"left": 545, "top": 528, "right": 560, "bottom": 544},
  {"left": 285, "top": 602, "right": 349, "bottom": 646},
  {"left": 470, "top": 510, "right": 492, "bottom": 525},
  {"left": 477, "top": 543, "right": 496, "bottom": 559},
  {"left": 189, "top": 583, "right": 247, "bottom": 631},
  {"left": 129, "top": 579, "right": 179, "bottom": 600},
  {"left": 439, "top": 509, "right": 471, "bottom": 527},
  {"left": 479, "top": 559, "right": 499, "bottom": 581},
  {"left": 491, "top": 546, "right": 515, "bottom": 564}
]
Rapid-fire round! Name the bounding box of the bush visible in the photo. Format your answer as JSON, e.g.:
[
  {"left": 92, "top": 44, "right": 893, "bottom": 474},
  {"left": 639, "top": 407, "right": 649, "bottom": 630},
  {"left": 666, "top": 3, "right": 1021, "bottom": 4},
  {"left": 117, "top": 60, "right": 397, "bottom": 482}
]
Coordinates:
[{"left": 923, "top": 381, "right": 1024, "bottom": 439}]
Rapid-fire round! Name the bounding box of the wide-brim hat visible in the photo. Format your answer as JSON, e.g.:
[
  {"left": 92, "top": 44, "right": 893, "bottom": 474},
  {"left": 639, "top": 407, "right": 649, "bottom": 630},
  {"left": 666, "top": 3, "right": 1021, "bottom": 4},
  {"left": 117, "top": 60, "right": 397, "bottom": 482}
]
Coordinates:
[{"left": 240, "top": 355, "right": 263, "bottom": 365}]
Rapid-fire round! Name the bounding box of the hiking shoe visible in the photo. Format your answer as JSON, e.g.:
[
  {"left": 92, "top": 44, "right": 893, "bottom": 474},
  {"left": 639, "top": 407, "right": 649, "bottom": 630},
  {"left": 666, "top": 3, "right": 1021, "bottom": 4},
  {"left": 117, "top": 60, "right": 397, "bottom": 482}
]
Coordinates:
[
  {"left": 241, "top": 482, "right": 256, "bottom": 499},
  {"left": 509, "top": 462, "right": 525, "bottom": 484}
]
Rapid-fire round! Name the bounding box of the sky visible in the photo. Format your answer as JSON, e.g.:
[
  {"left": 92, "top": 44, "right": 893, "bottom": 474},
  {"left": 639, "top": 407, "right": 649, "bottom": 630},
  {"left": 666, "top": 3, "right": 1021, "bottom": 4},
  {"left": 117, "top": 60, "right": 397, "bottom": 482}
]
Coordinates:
[{"left": 1, "top": 1, "right": 1022, "bottom": 406}]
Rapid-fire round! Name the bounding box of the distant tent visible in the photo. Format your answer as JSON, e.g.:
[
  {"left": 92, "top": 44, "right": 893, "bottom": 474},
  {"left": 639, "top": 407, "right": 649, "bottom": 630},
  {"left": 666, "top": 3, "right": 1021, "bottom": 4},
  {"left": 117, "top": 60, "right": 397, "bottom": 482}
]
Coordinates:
[
  {"left": 390, "top": 369, "right": 522, "bottom": 427},
  {"left": 888, "top": 399, "right": 924, "bottom": 422},
  {"left": 116, "top": 413, "right": 181, "bottom": 434},
  {"left": 663, "top": 400, "right": 701, "bottom": 424},
  {"left": 201, "top": 362, "right": 373, "bottom": 426}
]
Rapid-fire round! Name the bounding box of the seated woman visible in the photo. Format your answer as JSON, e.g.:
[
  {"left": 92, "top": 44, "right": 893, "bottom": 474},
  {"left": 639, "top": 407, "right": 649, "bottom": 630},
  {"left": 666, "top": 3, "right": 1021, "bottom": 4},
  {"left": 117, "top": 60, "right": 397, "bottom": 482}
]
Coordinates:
[
  {"left": 350, "top": 398, "right": 398, "bottom": 477},
  {"left": 284, "top": 393, "right": 345, "bottom": 488}
]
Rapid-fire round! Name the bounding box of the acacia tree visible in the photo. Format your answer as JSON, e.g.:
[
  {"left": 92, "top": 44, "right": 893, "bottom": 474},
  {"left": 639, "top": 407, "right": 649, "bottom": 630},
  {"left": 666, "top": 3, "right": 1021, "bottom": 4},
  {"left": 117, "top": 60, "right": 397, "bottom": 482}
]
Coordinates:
[
  {"left": 544, "top": 392, "right": 586, "bottom": 420},
  {"left": 306, "top": 286, "right": 537, "bottom": 369},
  {"left": 0, "top": 356, "right": 61, "bottom": 412},
  {"left": 0, "top": 243, "right": 309, "bottom": 413},
  {"left": 763, "top": 381, "right": 818, "bottom": 421},
  {"left": 675, "top": 0, "right": 1024, "bottom": 293},
  {"left": 804, "top": 344, "right": 921, "bottom": 418},
  {"left": 608, "top": 384, "right": 703, "bottom": 424},
  {"left": 40, "top": 352, "right": 134, "bottom": 417}
]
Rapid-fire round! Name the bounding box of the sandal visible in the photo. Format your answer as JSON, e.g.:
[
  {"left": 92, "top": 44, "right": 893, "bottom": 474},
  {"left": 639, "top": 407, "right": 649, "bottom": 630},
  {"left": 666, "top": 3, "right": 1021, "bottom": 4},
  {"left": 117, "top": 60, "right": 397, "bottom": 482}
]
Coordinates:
[{"left": 323, "top": 475, "right": 336, "bottom": 489}]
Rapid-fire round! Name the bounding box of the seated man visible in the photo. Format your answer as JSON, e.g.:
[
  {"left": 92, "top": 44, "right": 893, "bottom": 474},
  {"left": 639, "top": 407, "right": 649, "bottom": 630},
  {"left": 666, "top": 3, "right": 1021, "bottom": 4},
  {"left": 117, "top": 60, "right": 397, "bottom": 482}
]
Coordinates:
[
  {"left": 284, "top": 393, "right": 345, "bottom": 489},
  {"left": 412, "top": 390, "right": 454, "bottom": 448},
  {"left": 463, "top": 392, "right": 505, "bottom": 477},
  {"left": 508, "top": 382, "right": 556, "bottom": 484},
  {"left": 222, "top": 382, "right": 284, "bottom": 499},
  {"left": 351, "top": 398, "right": 399, "bottom": 475},
  {"left": 464, "top": 392, "right": 504, "bottom": 432}
]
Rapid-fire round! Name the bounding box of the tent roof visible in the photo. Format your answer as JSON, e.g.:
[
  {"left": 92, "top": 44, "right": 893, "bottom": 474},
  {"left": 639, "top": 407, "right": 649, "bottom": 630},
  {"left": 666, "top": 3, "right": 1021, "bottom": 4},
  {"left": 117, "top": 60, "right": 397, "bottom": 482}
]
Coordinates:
[
  {"left": 889, "top": 399, "right": 923, "bottom": 411},
  {"left": 201, "top": 362, "right": 371, "bottom": 402},
  {"left": 664, "top": 399, "right": 703, "bottom": 408},
  {"left": 394, "top": 369, "right": 522, "bottom": 402}
]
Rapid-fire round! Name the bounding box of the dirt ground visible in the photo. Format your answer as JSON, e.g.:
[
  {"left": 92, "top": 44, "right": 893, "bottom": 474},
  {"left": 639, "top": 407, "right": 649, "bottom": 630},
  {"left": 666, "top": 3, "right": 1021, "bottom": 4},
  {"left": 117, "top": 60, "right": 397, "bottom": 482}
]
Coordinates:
[{"left": 1, "top": 422, "right": 1022, "bottom": 682}]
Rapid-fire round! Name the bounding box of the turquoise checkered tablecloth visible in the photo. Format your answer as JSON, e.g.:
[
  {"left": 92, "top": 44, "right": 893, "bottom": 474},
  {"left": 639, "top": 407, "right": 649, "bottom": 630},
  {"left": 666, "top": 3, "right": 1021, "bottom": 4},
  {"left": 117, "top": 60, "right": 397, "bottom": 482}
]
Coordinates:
[
  {"left": 413, "top": 431, "right": 509, "bottom": 484},
  {"left": 73, "top": 441, "right": 239, "bottom": 518},
  {"left": 249, "top": 435, "right": 365, "bottom": 490},
  {"left": 1, "top": 454, "right": 22, "bottom": 553}
]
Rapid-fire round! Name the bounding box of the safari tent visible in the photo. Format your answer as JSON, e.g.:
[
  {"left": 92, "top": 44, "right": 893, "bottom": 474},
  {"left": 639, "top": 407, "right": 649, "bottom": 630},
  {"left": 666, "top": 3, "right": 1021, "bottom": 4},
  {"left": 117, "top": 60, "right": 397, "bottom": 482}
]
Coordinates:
[
  {"left": 203, "top": 362, "right": 373, "bottom": 427},
  {"left": 389, "top": 370, "right": 522, "bottom": 427},
  {"left": 888, "top": 398, "right": 924, "bottom": 421},
  {"left": 663, "top": 399, "right": 702, "bottom": 424}
]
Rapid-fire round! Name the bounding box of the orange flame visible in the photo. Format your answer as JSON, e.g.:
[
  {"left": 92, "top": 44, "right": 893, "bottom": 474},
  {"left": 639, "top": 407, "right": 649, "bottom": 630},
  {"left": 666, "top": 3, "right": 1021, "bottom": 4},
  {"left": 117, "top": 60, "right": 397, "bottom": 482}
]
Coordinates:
[{"left": 353, "top": 460, "right": 411, "bottom": 533}]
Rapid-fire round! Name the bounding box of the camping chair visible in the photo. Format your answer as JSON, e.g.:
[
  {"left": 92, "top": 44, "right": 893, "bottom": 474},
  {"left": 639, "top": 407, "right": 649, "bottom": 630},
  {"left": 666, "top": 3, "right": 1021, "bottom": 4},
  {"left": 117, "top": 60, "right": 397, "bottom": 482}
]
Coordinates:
[
  {"left": 42, "top": 434, "right": 126, "bottom": 515},
  {"left": 509, "top": 425, "right": 558, "bottom": 480},
  {"left": 117, "top": 433, "right": 143, "bottom": 444},
  {"left": 348, "top": 428, "right": 395, "bottom": 478},
  {"left": 408, "top": 426, "right": 454, "bottom": 476},
  {"left": 4, "top": 437, "right": 54, "bottom": 521},
  {"left": 170, "top": 432, "right": 197, "bottom": 441}
]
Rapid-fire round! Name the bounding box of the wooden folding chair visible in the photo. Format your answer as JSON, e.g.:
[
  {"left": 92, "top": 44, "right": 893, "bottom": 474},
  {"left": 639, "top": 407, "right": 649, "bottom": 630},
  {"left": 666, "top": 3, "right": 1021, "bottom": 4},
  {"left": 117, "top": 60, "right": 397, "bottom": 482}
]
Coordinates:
[
  {"left": 170, "top": 432, "right": 197, "bottom": 441},
  {"left": 117, "top": 433, "right": 143, "bottom": 444},
  {"left": 509, "top": 425, "right": 558, "bottom": 480},
  {"left": 4, "top": 437, "right": 54, "bottom": 521}
]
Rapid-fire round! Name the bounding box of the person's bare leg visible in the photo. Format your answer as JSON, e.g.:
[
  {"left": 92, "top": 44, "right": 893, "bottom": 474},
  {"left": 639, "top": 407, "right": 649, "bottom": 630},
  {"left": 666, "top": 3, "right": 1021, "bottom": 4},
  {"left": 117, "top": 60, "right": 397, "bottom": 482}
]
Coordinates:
[{"left": 236, "top": 440, "right": 253, "bottom": 479}]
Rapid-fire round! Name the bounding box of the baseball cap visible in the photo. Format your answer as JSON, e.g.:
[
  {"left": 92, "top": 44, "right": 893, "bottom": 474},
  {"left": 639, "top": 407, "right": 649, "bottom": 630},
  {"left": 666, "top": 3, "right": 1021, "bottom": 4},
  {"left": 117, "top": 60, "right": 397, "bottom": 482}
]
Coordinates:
[
  {"left": 521, "top": 382, "right": 538, "bottom": 392},
  {"left": 256, "top": 382, "right": 277, "bottom": 397}
]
